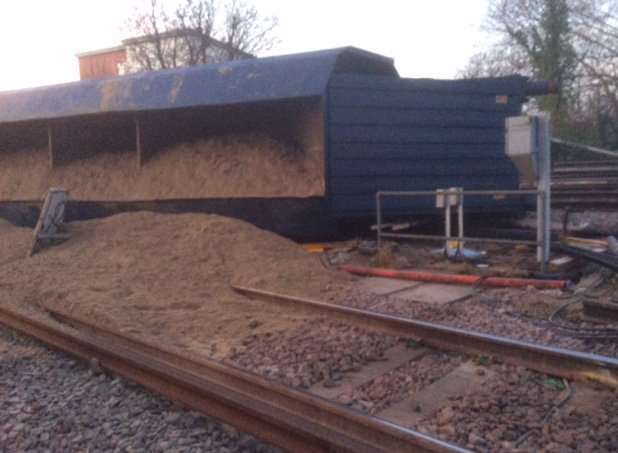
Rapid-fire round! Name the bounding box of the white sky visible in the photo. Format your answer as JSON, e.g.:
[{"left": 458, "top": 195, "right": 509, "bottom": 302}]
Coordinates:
[{"left": 0, "top": 0, "right": 490, "bottom": 91}]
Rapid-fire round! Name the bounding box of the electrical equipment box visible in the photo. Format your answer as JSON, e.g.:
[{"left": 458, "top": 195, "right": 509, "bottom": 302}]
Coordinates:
[
  {"left": 505, "top": 116, "right": 540, "bottom": 186},
  {"left": 505, "top": 114, "right": 552, "bottom": 268},
  {"left": 435, "top": 188, "right": 459, "bottom": 208}
]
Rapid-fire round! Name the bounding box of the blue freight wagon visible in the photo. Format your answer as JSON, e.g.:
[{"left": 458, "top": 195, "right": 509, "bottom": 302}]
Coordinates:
[{"left": 0, "top": 47, "right": 551, "bottom": 238}]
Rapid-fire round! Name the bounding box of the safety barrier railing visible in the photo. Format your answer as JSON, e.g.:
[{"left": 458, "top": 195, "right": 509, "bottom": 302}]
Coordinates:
[{"left": 376, "top": 188, "right": 549, "bottom": 272}]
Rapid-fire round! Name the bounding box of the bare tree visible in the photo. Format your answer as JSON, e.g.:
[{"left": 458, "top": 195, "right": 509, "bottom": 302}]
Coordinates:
[
  {"left": 127, "top": 0, "right": 175, "bottom": 71},
  {"left": 174, "top": 0, "right": 216, "bottom": 65},
  {"left": 222, "top": 0, "right": 278, "bottom": 60},
  {"left": 460, "top": 0, "right": 618, "bottom": 147},
  {"left": 459, "top": 46, "right": 532, "bottom": 79},
  {"left": 125, "top": 0, "right": 278, "bottom": 72},
  {"left": 570, "top": 1, "right": 618, "bottom": 146}
]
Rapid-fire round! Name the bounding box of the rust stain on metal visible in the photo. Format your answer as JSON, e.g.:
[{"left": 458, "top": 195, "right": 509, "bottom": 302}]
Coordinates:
[
  {"left": 168, "top": 74, "right": 185, "bottom": 104},
  {"left": 99, "top": 80, "right": 139, "bottom": 111},
  {"left": 218, "top": 67, "right": 233, "bottom": 77},
  {"left": 100, "top": 80, "right": 126, "bottom": 111}
]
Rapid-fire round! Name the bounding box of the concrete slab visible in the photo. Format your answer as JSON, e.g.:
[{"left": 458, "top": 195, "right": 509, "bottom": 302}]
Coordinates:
[
  {"left": 395, "top": 283, "right": 475, "bottom": 306},
  {"left": 356, "top": 277, "right": 422, "bottom": 296},
  {"left": 309, "top": 344, "right": 428, "bottom": 400},
  {"left": 377, "top": 361, "right": 494, "bottom": 427}
]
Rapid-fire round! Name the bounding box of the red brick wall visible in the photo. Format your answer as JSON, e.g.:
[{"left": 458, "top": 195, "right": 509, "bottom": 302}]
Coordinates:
[{"left": 78, "top": 49, "right": 127, "bottom": 80}]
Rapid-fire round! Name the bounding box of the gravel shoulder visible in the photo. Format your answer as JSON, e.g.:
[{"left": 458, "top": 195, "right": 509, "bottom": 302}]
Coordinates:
[
  {"left": 415, "top": 363, "right": 618, "bottom": 453},
  {"left": 0, "top": 324, "right": 280, "bottom": 453},
  {"left": 340, "top": 287, "right": 618, "bottom": 358},
  {"left": 224, "top": 316, "right": 618, "bottom": 453}
]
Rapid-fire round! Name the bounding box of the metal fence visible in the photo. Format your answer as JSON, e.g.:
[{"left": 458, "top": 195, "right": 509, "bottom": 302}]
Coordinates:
[{"left": 376, "top": 188, "right": 550, "bottom": 272}]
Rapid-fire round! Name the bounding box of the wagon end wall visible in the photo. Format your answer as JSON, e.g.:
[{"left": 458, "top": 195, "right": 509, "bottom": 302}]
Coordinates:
[{"left": 326, "top": 74, "right": 530, "bottom": 217}]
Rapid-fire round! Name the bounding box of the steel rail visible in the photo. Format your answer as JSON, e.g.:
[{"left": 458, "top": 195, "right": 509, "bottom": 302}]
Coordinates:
[
  {"left": 0, "top": 305, "right": 466, "bottom": 453},
  {"left": 232, "top": 286, "right": 618, "bottom": 390},
  {"left": 583, "top": 300, "right": 618, "bottom": 323},
  {"left": 552, "top": 138, "right": 618, "bottom": 160},
  {"left": 554, "top": 159, "right": 618, "bottom": 167}
]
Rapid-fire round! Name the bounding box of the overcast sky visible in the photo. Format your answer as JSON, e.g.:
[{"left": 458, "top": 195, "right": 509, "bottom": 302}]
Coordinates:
[{"left": 0, "top": 0, "right": 490, "bottom": 91}]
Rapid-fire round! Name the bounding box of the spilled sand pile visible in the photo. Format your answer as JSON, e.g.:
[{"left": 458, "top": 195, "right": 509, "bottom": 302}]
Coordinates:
[
  {"left": 0, "top": 132, "right": 324, "bottom": 200},
  {"left": 0, "top": 213, "right": 349, "bottom": 358},
  {"left": 0, "top": 219, "right": 33, "bottom": 266}
]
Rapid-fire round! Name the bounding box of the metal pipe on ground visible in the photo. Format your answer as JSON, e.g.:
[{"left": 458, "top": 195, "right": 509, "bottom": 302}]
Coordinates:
[
  {"left": 553, "top": 244, "right": 618, "bottom": 272},
  {"left": 339, "top": 265, "right": 570, "bottom": 290}
]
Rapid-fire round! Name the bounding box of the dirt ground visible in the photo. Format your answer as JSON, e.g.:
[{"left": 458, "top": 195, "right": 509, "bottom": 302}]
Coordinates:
[
  {"left": 325, "top": 237, "right": 618, "bottom": 357},
  {"left": 328, "top": 239, "right": 548, "bottom": 278},
  {"left": 0, "top": 132, "right": 324, "bottom": 201},
  {"left": 0, "top": 213, "right": 350, "bottom": 359}
]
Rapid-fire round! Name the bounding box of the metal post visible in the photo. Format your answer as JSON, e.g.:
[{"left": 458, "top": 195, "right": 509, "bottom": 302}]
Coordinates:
[
  {"left": 376, "top": 193, "right": 382, "bottom": 250},
  {"left": 535, "top": 115, "right": 552, "bottom": 273},
  {"left": 536, "top": 189, "right": 544, "bottom": 269},
  {"left": 457, "top": 188, "right": 464, "bottom": 250},
  {"left": 542, "top": 116, "right": 552, "bottom": 271},
  {"left": 445, "top": 201, "right": 451, "bottom": 252}
]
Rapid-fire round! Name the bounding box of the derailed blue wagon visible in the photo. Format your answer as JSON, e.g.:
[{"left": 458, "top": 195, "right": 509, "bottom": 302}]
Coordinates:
[{"left": 0, "top": 47, "right": 552, "bottom": 238}]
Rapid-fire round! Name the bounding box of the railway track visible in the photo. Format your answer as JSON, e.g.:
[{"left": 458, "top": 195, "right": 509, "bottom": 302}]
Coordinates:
[
  {"left": 0, "top": 305, "right": 466, "bottom": 453},
  {"left": 552, "top": 159, "right": 618, "bottom": 208},
  {"left": 232, "top": 285, "right": 618, "bottom": 390},
  {"left": 2, "top": 292, "right": 617, "bottom": 451}
]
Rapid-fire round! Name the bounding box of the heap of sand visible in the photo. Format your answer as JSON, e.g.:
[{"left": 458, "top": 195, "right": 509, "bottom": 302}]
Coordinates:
[{"left": 0, "top": 213, "right": 349, "bottom": 358}]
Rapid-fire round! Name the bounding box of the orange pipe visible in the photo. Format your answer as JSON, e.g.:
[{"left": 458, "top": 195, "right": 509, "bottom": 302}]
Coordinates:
[
  {"left": 341, "top": 265, "right": 482, "bottom": 285},
  {"left": 339, "top": 265, "right": 569, "bottom": 290},
  {"left": 482, "top": 276, "right": 568, "bottom": 290}
]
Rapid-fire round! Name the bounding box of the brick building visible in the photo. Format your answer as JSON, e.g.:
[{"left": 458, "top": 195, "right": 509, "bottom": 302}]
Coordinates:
[
  {"left": 76, "top": 31, "right": 251, "bottom": 80},
  {"left": 77, "top": 46, "right": 128, "bottom": 80}
]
